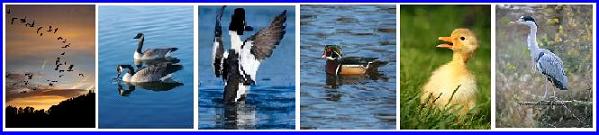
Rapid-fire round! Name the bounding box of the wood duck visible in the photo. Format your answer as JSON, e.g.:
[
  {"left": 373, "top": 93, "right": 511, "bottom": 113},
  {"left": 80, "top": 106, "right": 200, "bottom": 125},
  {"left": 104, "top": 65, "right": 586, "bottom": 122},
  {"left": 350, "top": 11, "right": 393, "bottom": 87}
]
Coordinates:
[
  {"left": 322, "top": 45, "right": 387, "bottom": 76},
  {"left": 421, "top": 28, "right": 479, "bottom": 115}
]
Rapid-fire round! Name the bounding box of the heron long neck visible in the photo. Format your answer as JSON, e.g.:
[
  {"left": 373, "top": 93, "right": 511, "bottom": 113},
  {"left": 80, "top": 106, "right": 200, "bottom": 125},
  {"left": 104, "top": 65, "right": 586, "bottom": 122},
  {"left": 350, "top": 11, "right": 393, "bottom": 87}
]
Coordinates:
[
  {"left": 527, "top": 25, "right": 540, "bottom": 53},
  {"left": 136, "top": 37, "right": 144, "bottom": 54}
]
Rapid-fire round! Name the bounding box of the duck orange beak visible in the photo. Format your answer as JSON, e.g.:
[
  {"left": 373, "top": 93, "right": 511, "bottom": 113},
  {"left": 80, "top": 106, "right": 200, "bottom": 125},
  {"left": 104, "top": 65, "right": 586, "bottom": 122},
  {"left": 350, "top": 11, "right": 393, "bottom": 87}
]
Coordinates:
[{"left": 436, "top": 36, "right": 453, "bottom": 49}]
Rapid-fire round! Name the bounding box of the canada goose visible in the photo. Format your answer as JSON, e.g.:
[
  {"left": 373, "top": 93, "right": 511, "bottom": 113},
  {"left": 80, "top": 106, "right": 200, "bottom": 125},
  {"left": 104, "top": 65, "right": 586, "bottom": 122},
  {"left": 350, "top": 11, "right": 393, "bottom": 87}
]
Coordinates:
[
  {"left": 26, "top": 21, "right": 35, "bottom": 27},
  {"left": 116, "top": 62, "right": 182, "bottom": 83},
  {"left": 55, "top": 57, "right": 61, "bottom": 65},
  {"left": 19, "top": 16, "right": 26, "bottom": 23},
  {"left": 67, "top": 65, "right": 74, "bottom": 71},
  {"left": 132, "top": 33, "right": 179, "bottom": 60},
  {"left": 47, "top": 25, "right": 53, "bottom": 32},
  {"left": 11, "top": 17, "right": 17, "bottom": 24},
  {"left": 212, "top": 7, "right": 287, "bottom": 104},
  {"left": 37, "top": 27, "right": 43, "bottom": 33},
  {"left": 421, "top": 28, "right": 479, "bottom": 115},
  {"left": 514, "top": 16, "right": 568, "bottom": 98},
  {"left": 24, "top": 73, "right": 33, "bottom": 80}
]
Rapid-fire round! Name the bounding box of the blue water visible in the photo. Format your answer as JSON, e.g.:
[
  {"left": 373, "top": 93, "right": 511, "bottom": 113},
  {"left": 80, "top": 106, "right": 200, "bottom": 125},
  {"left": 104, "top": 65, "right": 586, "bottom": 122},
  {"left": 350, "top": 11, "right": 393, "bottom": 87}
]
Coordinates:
[
  {"left": 98, "top": 6, "right": 194, "bottom": 128},
  {"left": 198, "top": 6, "right": 296, "bottom": 129},
  {"left": 300, "top": 5, "right": 397, "bottom": 129}
]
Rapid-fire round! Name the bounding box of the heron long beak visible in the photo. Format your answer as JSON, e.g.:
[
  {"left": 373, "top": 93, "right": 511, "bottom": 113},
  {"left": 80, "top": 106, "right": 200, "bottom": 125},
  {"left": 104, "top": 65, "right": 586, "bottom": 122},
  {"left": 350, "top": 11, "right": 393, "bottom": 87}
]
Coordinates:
[{"left": 436, "top": 36, "right": 453, "bottom": 49}]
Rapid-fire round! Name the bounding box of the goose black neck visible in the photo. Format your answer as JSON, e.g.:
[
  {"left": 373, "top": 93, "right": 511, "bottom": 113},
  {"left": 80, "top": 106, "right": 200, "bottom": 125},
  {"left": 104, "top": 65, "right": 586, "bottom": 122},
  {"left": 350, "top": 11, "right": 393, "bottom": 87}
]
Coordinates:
[
  {"left": 124, "top": 65, "right": 135, "bottom": 75},
  {"left": 136, "top": 37, "right": 144, "bottom": 54}
]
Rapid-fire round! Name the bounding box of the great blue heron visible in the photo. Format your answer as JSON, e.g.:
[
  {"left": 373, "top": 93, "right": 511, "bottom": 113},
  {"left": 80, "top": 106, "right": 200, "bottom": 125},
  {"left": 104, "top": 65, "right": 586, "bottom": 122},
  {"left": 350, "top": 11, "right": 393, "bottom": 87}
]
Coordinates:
[{"left": 515, "top": 16, "right": 568, "bottom": 99}]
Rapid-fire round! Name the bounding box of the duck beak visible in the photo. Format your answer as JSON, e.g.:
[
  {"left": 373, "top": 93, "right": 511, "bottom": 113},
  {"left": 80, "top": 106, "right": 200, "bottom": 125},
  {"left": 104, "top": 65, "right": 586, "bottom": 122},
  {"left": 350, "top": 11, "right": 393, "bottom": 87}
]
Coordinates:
[{"left": 436, "top": 36, "right": 453, "bottom": 49}]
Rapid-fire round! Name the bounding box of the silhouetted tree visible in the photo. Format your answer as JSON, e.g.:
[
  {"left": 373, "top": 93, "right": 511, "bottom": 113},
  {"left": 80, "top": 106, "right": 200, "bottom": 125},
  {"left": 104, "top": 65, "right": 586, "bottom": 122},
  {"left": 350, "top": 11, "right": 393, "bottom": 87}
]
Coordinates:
[{"left": 6, "top": 90, "right": 95, "bottom": 128}]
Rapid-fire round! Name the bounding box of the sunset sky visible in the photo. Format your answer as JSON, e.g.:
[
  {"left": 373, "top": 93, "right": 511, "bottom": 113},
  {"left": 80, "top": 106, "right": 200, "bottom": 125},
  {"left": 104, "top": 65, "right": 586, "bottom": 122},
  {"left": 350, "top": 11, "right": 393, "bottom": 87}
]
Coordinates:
[{"left": 5, "top": 5, "right": 95, "bottom": 110}]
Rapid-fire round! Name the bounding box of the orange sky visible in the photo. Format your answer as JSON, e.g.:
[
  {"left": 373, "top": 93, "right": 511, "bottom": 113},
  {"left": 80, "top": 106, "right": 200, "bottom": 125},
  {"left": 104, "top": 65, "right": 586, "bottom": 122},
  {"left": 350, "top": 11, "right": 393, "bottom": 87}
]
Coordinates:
[{"left": 5, "top": 5, "right": 95, "bottom": 110}]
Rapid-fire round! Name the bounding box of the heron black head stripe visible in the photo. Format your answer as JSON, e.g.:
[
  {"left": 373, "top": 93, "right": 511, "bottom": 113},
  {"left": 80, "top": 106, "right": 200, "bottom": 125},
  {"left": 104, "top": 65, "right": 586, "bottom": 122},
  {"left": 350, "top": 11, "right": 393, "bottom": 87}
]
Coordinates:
[{"left": 522, "top": 16, "right": 535, "bottom": 22}]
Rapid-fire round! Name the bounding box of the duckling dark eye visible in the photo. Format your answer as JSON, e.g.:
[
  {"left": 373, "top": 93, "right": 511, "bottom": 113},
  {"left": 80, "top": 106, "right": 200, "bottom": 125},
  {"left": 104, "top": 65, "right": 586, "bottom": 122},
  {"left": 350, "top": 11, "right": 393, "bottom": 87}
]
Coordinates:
[{"left": 460, "top": 37, "right": 465, "bottom": 41}]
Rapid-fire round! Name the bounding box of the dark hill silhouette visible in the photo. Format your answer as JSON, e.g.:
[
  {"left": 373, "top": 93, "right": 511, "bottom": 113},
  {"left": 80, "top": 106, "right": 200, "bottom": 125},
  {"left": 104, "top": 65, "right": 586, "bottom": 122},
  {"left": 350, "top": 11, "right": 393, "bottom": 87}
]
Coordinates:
[{"left": 6, "top": 90, "right": 95, "bottom": 128}]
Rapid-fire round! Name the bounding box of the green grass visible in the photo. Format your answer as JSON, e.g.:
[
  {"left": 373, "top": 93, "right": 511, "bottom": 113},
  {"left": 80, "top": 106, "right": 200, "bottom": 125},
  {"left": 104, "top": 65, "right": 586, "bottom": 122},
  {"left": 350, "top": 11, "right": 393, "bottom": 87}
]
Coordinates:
[{"left": 400, "top": 5, "right": 491, "bottom": 129}]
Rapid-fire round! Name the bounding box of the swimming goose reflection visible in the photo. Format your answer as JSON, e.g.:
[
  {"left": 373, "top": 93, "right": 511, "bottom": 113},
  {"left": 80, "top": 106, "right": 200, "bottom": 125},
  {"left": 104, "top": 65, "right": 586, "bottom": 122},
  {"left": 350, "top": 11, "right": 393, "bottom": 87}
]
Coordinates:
[{"left": 116, "top": 81, "right": 183, "bottom": 96}]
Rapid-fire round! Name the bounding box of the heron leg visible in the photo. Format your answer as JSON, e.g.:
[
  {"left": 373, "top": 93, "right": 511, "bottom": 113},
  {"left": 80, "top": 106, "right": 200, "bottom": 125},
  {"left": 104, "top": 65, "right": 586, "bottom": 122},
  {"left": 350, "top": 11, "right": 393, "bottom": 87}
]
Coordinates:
[
  {"left": 543, "top": 80, "right": 548, "bottom": 99},
  {"left": 552, "top": 86, "right": 556, "bottom": 98}
]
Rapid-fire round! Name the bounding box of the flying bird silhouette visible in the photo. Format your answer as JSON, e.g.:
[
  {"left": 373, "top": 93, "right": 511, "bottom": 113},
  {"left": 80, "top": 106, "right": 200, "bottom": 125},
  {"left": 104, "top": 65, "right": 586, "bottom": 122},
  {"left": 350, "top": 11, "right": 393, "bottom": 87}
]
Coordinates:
[
  {"left": 37, "top": 27, "right": 43, "bottom": 33},
  {"left": 10, "top": 17, "right": 17, "bottom": 24},
  {"left": 19, "top": 16, "right": 26, "bottom": 23},
  {"left": 67, "top": 65, "right": 74, "bottom": 71},
  {"left": 55, "top": 57, "right": 61, "bottom": 65}
]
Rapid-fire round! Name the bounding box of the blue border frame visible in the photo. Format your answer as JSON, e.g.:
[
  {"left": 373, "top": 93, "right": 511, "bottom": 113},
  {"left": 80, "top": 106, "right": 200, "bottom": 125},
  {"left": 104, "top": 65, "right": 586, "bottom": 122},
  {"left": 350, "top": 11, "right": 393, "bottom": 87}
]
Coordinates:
[{"left": 0, "top": 0, "right": 597, "bottom": 135}]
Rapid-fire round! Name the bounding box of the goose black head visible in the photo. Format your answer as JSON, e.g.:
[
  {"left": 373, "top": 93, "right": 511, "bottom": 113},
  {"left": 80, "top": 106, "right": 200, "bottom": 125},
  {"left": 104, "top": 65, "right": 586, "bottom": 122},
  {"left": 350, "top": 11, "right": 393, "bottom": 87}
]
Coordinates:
[
  {"left": 116, "top": 64, "right": 134, "bottom": 77},
  {"left": 133, "top": 33, "right": 144, "bottom": 40},
  {"left": 517, "top": 16, "right": 537, "bottom": 27},
  {"left": 229, "top": 8, "right": 249, "bottom": 35}
]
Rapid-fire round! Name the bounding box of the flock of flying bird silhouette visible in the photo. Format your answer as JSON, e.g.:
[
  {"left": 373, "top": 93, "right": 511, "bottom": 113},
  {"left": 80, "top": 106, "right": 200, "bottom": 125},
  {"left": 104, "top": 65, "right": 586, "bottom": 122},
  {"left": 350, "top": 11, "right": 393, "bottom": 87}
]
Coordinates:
[{"left": 7, "top": 8, "right": 86, "bottom": 91}]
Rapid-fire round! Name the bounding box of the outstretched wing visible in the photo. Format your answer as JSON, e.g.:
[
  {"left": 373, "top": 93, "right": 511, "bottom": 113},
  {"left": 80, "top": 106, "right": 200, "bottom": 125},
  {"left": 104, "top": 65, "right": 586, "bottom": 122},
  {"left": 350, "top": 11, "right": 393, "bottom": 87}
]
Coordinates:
[
  {"left": 237, "top": 10, "right": 287, "bottom": 83},
  {"left": 212, "top": 6, "right": 226, "bottom": 77},
  {"left": 243, "top": 10, "right": 287, "bottom": 61},
  {"left": 536, "top": 49, "right": 568, "bottom": 90}
]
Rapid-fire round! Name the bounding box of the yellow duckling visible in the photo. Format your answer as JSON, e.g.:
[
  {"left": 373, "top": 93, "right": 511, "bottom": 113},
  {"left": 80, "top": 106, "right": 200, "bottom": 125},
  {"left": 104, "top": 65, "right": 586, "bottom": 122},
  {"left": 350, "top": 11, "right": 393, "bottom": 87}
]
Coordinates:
[{"left": 421, "top": 28, "right": 479, "bottom": 115}]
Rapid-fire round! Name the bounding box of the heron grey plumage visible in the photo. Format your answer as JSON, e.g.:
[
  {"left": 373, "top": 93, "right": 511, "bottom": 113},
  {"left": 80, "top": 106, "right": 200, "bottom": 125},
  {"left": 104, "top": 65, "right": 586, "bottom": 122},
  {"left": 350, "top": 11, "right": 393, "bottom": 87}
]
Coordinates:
[{"left": 516, "top": 16, "right": 568, "bottom": 98}]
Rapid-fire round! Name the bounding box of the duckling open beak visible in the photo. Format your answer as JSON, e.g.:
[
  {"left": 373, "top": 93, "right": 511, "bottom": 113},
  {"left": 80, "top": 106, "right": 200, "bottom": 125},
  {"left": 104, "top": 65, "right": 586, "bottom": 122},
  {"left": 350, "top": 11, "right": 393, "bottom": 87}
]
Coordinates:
[{"left": 436, "top": 36, "right": 453, "bottom": 49}]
